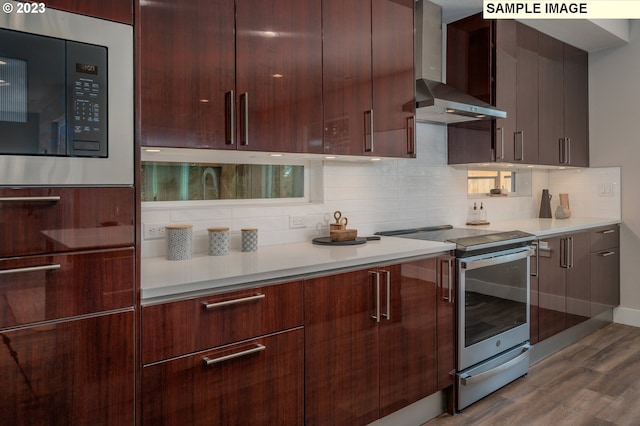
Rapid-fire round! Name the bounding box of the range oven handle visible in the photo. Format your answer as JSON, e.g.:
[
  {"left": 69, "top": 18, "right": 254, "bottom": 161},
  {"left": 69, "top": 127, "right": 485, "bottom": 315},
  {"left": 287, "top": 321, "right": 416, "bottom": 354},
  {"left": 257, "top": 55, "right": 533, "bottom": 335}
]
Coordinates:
[
  {"left": 459, "top": 344, "right": 532, "bottom": 386},
  {"left": 460, "top": 247, "right": 535, "bottom": 271}
]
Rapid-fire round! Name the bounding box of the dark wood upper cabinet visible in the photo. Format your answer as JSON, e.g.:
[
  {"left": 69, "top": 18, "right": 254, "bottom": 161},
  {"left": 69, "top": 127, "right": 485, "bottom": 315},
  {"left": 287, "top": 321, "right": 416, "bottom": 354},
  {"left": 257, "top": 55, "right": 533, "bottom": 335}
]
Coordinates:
[
  {"left": 235, "top": 0, "right": 323, "bottom": 153},
  {"left": 447, "top": 15, "right": 586, "bottom": 167},
  {"left": 43, "top": 0, "right": 133, "bottom": 24},
  {"left": 138, "top": 0, "right": 235, "bottom": 149},
  {"left": 371, "top": 0, "right": 416, "bottom": 158},
  {"left": 322, "top": 0, "right": 373, "bottom": 155},
  {"left": 139, "top": 0, "right": 322, "bottom": 153}
]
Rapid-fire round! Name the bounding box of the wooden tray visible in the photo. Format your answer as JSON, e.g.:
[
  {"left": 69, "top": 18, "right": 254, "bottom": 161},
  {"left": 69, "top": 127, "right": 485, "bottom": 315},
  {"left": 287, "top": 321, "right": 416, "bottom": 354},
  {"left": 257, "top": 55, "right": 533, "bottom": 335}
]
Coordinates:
[{"left": 312, "top": 237, "right": 368, "bottom": 246}]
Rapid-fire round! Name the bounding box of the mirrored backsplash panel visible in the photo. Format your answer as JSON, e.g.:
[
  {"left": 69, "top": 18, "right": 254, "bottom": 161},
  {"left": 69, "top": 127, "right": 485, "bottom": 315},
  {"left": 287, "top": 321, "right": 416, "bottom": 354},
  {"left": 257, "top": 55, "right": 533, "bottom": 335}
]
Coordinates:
[{"left": 141, "top": 162, "right": 304, "bottom": 202}]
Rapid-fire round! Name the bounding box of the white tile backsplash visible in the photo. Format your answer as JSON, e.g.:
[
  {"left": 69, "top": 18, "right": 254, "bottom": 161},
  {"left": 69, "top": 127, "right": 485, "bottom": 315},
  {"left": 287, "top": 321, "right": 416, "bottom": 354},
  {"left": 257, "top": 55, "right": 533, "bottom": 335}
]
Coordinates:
[{"left": 142, "top": 123, "right": 621, "bottom": 257}]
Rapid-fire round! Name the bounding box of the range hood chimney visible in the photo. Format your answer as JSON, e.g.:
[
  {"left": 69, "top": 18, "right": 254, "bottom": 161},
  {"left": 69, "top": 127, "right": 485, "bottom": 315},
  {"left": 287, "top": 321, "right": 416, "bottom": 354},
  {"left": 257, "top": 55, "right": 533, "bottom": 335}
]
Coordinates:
[{"left": 415, "top": 1, "right": 506, "bottom": 124}]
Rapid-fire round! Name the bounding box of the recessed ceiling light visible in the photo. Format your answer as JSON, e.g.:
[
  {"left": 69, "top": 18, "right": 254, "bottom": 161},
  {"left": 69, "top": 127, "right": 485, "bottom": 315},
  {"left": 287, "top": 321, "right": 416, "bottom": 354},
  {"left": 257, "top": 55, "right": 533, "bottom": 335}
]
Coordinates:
[{"left": 145, "top": 149, "right": 161, "bottom": 153}]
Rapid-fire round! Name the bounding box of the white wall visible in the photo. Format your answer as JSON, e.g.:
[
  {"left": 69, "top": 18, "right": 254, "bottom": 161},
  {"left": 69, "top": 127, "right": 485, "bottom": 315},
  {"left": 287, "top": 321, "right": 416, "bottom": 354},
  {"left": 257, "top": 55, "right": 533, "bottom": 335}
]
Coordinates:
[
  {"left": 589, "top": 20, "right": 640, "bottom": 324},
  {"left": 142, "top": 122, "right": 618, "bottom": 259}
]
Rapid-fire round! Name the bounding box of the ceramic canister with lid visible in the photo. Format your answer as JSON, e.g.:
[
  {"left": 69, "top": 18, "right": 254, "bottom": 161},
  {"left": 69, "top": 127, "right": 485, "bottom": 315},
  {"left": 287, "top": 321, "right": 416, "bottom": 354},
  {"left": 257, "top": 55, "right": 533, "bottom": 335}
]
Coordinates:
[
  {"left": 208, "top": 227, "right": 230, "bottom": 256},
  {"left": 165, "top": 224, "right": 193, "bottom": 260},
  {"left": 241, "top": 228, "right": 258, "bottom": 252}
]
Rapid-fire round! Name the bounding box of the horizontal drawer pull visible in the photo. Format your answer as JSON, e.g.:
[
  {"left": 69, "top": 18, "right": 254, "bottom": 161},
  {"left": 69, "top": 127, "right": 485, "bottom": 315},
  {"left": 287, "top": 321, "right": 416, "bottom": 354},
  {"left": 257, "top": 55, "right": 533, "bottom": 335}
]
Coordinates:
[
  {"left": 598, "top": 229, "right": 616, "bottom": 234},
  {"left": 0, "top": 264, "right": 61, "bottom": 275},
  {"left": 598, "top": 251, "right": 616, "bottom": 257},
  {"left": 202, "top": 344, "right": 266, "bottom": 366},
  {"left": 202, "top": 293, "right": 265, "bottom": 309},
  {"left": 0, "top": 196, "right": 61, "bottom": 202}
]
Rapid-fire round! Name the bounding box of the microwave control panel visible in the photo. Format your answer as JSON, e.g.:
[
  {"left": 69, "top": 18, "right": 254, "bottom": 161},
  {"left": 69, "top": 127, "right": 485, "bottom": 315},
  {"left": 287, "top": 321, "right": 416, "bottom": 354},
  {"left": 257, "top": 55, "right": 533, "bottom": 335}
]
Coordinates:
[{"left": 67, "top": 41, "right": 108, "bottom": 157}]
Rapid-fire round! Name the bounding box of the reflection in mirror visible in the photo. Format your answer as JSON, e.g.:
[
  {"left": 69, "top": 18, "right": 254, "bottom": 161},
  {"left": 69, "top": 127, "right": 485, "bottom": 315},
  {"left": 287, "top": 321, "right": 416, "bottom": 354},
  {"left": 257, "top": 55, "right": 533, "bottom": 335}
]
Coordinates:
[
  {"left": 141, "top": 162, "right": 304, "bottom": 202},
  {"left": 467, "top": 169, "right": 532, "bottom": 196}
]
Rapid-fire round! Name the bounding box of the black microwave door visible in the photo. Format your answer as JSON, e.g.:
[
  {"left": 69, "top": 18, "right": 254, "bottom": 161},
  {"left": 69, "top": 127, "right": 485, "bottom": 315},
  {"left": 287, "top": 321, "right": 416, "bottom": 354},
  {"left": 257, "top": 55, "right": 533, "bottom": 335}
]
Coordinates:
[{"left": 0, "top": 28, "right": 66, "bottom": 156}]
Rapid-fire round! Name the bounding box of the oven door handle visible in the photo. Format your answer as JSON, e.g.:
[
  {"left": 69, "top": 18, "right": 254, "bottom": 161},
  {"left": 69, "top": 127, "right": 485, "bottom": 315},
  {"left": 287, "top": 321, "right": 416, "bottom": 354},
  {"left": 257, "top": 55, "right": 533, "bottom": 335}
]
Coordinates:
[
  {"left": 460, "top": 248, "right": 535, "bottom": 271},
  {"left": 459, "top": 344, "right": 533, "bottom": 386}
]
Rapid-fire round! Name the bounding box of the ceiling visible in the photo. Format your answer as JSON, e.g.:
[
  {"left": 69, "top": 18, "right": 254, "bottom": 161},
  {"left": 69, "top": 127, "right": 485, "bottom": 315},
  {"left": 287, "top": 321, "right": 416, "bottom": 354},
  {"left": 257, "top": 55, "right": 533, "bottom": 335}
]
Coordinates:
[{"left": 427, "top": 0, "right": 630, "bottom": 52}]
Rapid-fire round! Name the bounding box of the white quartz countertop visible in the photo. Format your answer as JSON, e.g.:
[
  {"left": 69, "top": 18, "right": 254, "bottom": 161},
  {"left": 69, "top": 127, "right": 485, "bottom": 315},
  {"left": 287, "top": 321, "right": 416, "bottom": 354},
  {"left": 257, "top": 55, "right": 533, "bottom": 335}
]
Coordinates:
[
  {"left": 141, "top": 216, "right": 620, "bottom": 302},
  {"left": 476, "top": 217, "right": 620, "bottom": 238},
  {"left": 142, "top": 237, "right": 455, "bottom": 302}
]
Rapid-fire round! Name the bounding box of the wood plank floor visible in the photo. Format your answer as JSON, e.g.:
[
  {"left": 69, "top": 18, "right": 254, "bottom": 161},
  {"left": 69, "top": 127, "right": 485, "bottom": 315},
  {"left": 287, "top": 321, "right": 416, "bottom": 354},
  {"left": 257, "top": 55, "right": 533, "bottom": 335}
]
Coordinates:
[{"left": 424, "top": 323, "right": 640, "bottom": 426}]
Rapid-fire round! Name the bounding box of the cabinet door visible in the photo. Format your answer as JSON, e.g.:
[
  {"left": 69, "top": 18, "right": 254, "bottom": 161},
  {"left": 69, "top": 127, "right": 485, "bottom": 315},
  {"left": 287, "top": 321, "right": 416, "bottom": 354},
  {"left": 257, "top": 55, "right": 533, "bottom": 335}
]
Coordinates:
[
  {"left": 322, "top": 0, "right": 373, "bottom": 155},
  {"left": 0, "top": 311, "right": 134, "bottom": 426},
  {"left": 563, "top": 44, "right": 589, "bottom": 167},
  {"left": 591, "top": 249, "right": 620, "bottom": 316},
  {"left": 515, "top": 23, "right": 539, "bottom": 164},
  {"left": 142, "top": 328, "right": 303, "bottom": 426},
  {"left": 378, "top": 261, "right": 438, "bottom": 417},
  {"left": 139, "top": 0, "right": 235, "bottom": 149},
  {"left": 304, "top": 270, "right": 379, "bottom": 425},
  {"left": 436, "top": 256, "right": 455, "bottom": 390},
  {"left": 446, "top": 15, "right": 493, "bottom": 164},
  {"left": 494, "top": 20, "right": 517, "bottom": 162},
  {"left": 538, "top": 236, "right": 567, "bottom": 340},
  {"left": 235, "top": 0, "right": 323, "bottom": 153},
  {"left": 538, "top": 33, "right": 565, "bottom": 166},
  {"left": 44, "top": 0, "right": 132, "bottom": 24},
  {"left": 372, "top": 0, "right": 416, "bottom": 158},
  {"left": 565, "top": 232, "right": 591, "bottom": 328}
]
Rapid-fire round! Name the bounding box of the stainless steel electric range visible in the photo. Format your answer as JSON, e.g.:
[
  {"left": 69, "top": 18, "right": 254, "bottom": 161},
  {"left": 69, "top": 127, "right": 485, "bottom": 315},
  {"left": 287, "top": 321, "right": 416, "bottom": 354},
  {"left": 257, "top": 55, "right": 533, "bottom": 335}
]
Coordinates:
[{"left": 377, "top": 225, "right": 536, "bottom": 410}]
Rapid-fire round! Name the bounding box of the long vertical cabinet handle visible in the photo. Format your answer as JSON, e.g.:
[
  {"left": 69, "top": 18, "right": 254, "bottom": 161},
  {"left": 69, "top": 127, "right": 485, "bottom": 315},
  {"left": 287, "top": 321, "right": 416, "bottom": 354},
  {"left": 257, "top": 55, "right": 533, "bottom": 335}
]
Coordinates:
[
  {"left": 565, "top": 137, "right": 571, "bottom": 165},
  {"left": 568, "top": 237, "right": 574, "bottom": 268},
  {"left": 439, "top": 257, "right": 454, "bottom": 304},
  {"left": 514, "top": 131, "right": 524, "bottom": 162},
  {"left": 530, "top": 241, "right": 539, "bottom": 277},
  {"left": 370, "top": 271, "right": 381, "bottom": 322},
  {"left": 406, "top": 116, "right": 416, "bottom": 155},
  {"left": 239, "top": 92, "right": 249, "bottom": 146},
  {"left": 225, "top": 90, "right": 235, "bottom": 145},
  {"left": 559, "top": 138, "right": 565, "bottom": 164},
  {"left": 381, "top": 270, "right": 391, "bottom": 320},
  {"left": 560, "top": 238, "right": 568, "bottom": 268},
  {"left": 495, "top": 127, "right": 504, "bottom": 161},
  {"left": 364, "top": 110, "right": 374, "bottom": 152}
]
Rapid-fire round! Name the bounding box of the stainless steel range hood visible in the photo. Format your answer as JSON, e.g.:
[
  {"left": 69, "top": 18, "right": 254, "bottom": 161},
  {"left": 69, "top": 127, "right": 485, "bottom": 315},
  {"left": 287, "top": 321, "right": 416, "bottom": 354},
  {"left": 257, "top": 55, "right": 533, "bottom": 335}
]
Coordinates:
[{"left": 415, "top": 1, "right": 506, "bottom": 124}]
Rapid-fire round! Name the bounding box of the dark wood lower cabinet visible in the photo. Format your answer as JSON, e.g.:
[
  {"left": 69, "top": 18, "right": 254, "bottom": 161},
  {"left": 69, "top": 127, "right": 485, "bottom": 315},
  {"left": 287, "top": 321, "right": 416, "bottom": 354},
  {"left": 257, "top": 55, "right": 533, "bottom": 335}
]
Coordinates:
[
  {"left": 142, "top": 328, "right": 304, "bottom": 426},
  {"left": 0, "top": 310, "right": 135, "bottom": 426},
  {"left": 537, "top": 230, "right": 603, "bottom": 341},
  {"left": 304, "top": 257, "right": 445, "bottom": 424}
]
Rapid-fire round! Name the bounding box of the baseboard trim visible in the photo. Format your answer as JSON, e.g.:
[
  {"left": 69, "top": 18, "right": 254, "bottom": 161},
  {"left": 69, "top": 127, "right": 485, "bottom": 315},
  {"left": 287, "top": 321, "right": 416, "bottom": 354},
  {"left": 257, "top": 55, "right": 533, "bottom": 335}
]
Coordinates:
[
  {"left": 368, "top": 391, "right": 445, "bottom": 426},
  {"left": 613, "top": 306, "right": 640, "bottom": 327}
]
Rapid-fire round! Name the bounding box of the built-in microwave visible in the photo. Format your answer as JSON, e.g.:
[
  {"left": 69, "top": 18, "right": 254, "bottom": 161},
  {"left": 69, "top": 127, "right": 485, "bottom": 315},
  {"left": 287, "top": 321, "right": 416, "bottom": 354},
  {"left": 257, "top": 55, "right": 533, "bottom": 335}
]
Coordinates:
[{"left": 0, "top": 3, "right": 133, "bottom": 185}]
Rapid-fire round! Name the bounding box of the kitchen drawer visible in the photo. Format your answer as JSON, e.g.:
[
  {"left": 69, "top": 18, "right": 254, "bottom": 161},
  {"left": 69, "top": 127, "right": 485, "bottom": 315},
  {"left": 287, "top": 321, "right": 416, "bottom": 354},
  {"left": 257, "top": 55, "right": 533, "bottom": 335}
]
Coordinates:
[
  {"left": 142, "top": 328, "right": 304, "bottom": 426},
  {"left": 0, "top": 187, "right": 134, "bottom": 258},
  {"left": 0, "top": 248, "right": 135, "bottom": 329},
  {"left": 590, "top": 225, "right": 619, "bottom": 253},
  {"left": 0, "top": 310, "right": 135, "bottom": 425},
  {"left": 142, "top": 280, "right": 303, "bottom": 364}
]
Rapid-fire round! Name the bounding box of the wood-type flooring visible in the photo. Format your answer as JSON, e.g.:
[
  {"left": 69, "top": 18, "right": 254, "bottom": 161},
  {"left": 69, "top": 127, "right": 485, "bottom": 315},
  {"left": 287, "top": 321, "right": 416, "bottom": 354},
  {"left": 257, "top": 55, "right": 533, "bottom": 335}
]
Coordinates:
[{"left": 424, "top": 323, "right": 640, "bottom": 426}]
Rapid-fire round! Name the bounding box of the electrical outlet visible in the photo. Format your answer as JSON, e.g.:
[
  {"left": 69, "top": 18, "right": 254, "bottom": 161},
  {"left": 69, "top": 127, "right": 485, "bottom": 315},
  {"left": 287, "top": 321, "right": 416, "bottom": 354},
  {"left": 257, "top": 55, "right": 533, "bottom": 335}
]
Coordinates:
[
  {"left": 289, "top": 215, "right": 306, "bottom": 229},
  {"left": 144, "top": 224, "right": 168, "bottom": 240}
]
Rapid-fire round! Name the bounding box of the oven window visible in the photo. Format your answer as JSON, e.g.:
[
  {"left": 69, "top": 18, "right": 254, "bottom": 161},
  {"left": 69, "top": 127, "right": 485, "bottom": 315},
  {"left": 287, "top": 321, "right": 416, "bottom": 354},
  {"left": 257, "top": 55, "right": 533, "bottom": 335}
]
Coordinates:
[{"left": 464, "top": 257, "right": 528, "bottom": 347}]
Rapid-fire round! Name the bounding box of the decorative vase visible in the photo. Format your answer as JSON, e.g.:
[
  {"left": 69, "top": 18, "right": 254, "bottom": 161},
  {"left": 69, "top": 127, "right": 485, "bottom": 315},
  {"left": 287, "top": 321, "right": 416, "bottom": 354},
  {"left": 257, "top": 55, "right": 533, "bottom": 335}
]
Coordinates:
[
  {"left": 554, "top": 205, "right": 567, "bottom": 219},
  {"left": 539, "top": 189, "right": 552, "bottom": 218},
  {"left": 559, "top": 193, "right": 571, "bottom": 218}
]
